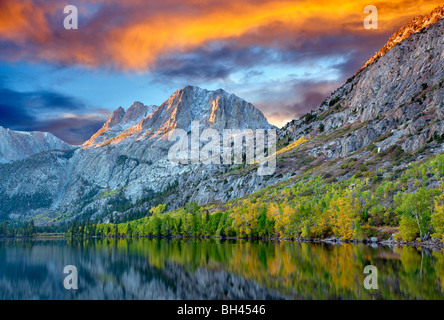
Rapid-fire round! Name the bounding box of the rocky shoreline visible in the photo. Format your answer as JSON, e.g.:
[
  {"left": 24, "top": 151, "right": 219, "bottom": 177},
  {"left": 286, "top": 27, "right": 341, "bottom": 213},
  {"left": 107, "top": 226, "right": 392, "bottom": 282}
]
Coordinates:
[
  {"left": 53, "top": 234, "right": 444, "bottom": 250},
  {"left": 251, "top": 236, "right": 444, "bottom": 250}
]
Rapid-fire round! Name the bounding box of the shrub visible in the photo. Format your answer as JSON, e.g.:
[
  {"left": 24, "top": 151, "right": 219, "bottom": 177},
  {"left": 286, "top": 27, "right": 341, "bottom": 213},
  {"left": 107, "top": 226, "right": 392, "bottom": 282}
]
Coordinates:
[
  {"left": 366, "top": 143, "right": 376, "bottom": 152},
  {"left": 323, "top": 172, "right": 332, "bottom": 179},
  {"left": 432, "top": 202, "right": 444, "bottom": 241},
  {"left": 117, "top": 155, "right": 128, "bottom": 166},
  {"left": 374, "top": 131, "right": 394, "bottom": 143},
  {"left": 380, "top": 145, "right": 404, "bottom": 162},
  {"left": 399, "top": 215, "right": 419, "bottom": 241},
  {"left": 363, "top": 171, "right": 373, "bottom": 178},
  {"left": 329, "top": 96, "right": 341, "bottom": 107},
  {"left": 304, "top": 113, "right": 316, "bottom": 124},
  {"left": 432, "top": 132, "right": 443, "bottom": 143}
]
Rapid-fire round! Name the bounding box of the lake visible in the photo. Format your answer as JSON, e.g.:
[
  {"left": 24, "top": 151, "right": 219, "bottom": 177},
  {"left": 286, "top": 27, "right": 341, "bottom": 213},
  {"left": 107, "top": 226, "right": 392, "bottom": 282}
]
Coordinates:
[{"left": 0, "top": 238, "right": 443, "bottom": 299}]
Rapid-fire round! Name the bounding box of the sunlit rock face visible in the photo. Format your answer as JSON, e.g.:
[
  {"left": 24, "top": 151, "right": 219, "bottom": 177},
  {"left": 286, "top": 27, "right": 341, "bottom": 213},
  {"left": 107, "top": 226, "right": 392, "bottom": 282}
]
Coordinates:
[
  {"left": 83, "top": 86, "right": 273, "bottom": 149},
  {"left": 360, "top": 5, "right": 444, "bottom": 72},
  {"left": 158, "top": 86, "right": 273, "bottom": 132},
  {"left": 0, "top": 126, "right": 73, "bottom": 163},
  {"left": 82, "top": 102, "right": 157, "bottom": 149}
]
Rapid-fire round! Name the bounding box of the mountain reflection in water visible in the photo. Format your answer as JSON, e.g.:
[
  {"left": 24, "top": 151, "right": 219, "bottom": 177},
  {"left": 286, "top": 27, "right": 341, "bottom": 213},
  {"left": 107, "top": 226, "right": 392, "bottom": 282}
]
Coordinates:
[{"left": 0, "top": 238, "right": 443, "bottom": 300}]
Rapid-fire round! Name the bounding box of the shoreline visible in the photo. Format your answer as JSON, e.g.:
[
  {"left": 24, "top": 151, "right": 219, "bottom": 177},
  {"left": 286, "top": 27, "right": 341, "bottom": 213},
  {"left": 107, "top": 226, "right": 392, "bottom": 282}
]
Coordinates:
[{"left": 24, "top": 234, "right": 443, "bottom": 249}]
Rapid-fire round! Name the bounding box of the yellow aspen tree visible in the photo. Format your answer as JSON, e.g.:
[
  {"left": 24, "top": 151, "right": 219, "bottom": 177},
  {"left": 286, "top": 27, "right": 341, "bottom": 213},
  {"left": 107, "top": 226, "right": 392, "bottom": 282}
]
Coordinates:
[
  {"left": 267, "top": 203, "right": 282, "bottom": 236},
  {"left": 432, "top": 199, "right": 444, "bottom": 241},
  {"left": 231, "top": 201, "right": 260, "bottom": 237},
  {"left": 280, "top": 203, "right": 294, "bottom": 238},
  {"left": 328, "top": 196, "right": 357, "bottom": 240}
]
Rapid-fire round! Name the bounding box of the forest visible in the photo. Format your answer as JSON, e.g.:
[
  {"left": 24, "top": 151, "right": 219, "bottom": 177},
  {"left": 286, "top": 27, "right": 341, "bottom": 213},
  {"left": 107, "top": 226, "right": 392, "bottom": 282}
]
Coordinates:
[{"left": 0, "top": 220, "right": 37, "bottom": 238}]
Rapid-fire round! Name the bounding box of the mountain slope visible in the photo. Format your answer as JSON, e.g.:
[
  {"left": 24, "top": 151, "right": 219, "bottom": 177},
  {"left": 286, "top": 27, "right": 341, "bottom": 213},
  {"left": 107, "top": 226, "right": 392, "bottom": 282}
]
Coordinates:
[
  {"left": 0, "top": 126, "right": 73, "bottom": 163},
  {"left": 108, "top": 7, "right": 444, "bottom": 243},
  {"left": 282, "top": 16, "right": 444, "bottom": 160}
]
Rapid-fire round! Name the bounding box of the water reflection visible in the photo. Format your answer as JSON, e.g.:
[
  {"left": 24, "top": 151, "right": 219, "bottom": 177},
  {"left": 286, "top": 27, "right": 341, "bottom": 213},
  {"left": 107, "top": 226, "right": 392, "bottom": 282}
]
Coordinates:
[{"left": 0, "top": 238, "right": 443, "bottom": 300}]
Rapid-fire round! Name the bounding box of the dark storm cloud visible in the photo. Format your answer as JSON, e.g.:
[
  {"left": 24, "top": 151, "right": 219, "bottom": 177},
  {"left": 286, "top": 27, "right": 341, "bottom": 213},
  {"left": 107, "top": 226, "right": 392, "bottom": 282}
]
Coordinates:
[
  {"left": 26, "top": 115, "right": 107, "bottom": 145},
  {"left": 0, "top": 84, "right": 108, "bottom": 144},
  {"left": 253, "top": 78, "right": 344, "bottom": 127},
  {"left": 150, "top": 24, "right": 393, "bottom": 84},
  {"left": 0, "top": 86, "right": 85, "bottom": 112},
  {"left": 152, "top": 44, "right": 278, "bottom": 82}
]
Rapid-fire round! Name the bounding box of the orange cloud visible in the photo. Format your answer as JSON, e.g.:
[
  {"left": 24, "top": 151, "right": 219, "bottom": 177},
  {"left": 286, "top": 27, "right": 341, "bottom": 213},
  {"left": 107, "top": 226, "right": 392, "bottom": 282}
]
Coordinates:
[
  {"left": 0, "top": 0, "right": 51, "bottom": 43},
  {"left": 0, "top": 0, "right": 442, "bottom": 69}
]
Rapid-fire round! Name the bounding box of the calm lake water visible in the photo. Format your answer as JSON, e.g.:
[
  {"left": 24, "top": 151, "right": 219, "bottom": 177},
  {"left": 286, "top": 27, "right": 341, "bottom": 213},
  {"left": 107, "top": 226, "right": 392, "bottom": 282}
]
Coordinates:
[{"left": 0, "top": 238, "right": 443, "bottom": 300}]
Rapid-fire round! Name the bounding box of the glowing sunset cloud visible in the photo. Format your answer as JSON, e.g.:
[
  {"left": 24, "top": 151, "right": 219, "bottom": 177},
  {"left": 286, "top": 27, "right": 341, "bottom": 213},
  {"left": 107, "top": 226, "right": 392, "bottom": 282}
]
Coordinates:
[{"left": 0, "top": 0, "right": 441, "bottom": 69}]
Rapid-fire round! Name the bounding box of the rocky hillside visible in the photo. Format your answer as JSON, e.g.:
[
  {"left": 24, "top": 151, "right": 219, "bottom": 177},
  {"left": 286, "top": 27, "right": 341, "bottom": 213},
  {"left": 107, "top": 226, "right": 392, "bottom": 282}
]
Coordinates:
[
  {"left": 0, "top": 126, "right": 73, "bottom": 163},
  {"left": 282, "top": 16, "right": 444, "bottom": 159}
]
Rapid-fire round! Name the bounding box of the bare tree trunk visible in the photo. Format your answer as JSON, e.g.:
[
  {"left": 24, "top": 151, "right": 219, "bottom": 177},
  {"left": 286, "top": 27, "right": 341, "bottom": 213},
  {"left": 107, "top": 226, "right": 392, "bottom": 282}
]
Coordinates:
[{"left": 414, "top": 210, "right": 423, "bottom": 240}]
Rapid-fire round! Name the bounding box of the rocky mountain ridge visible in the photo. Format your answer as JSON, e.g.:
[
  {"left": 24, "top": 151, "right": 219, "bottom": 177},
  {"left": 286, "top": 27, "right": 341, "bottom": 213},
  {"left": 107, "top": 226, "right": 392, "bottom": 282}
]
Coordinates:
[
  {"left": 0, "top": 126, "right": 73, "bottom": 164},
  {"left": 282, "top": 16, "right": 444, "bottom": 160},
  {"left": 82, "top": 101, "right": 157, "bottom": 149},
  {"left": 360, "top": 5, "right": 444, "bottom": 71},
  {"left": 84, "top": 86, "right": 273, "bottom": 150}
]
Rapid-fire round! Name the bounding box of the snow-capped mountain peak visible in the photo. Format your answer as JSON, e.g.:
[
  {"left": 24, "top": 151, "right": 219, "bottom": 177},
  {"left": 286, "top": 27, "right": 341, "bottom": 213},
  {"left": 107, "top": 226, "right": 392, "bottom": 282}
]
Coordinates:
[
  {"left": 0, "top": 126, "right": 73, "bottom": 163},
  {"left": 83, "top": 86, "right": 274, "bottom": 149}
]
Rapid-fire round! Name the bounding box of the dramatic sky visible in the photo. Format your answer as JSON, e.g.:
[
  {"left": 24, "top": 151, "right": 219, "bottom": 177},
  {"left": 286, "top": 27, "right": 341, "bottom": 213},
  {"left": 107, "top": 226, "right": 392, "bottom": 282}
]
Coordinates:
[{"left": 0, "top": 0, "right": 442, "bottom": 144}]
